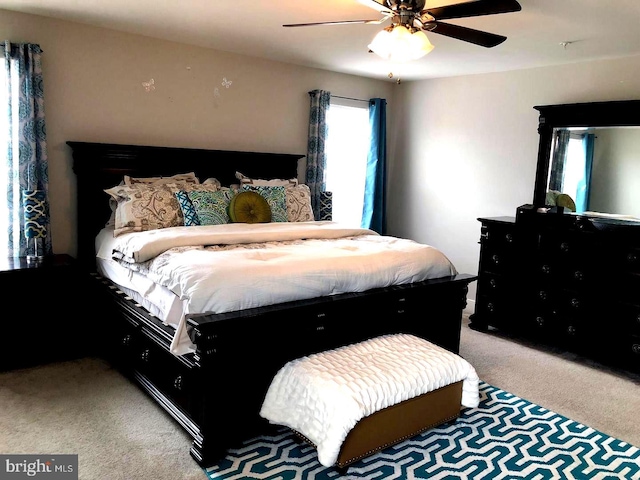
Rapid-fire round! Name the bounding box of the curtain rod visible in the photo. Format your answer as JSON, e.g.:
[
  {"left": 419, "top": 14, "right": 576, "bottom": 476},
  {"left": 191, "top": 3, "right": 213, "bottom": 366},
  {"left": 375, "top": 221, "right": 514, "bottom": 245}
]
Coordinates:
[
  {"left": 332, "top": 95, "right": 370, "bottom": 103},
  {"left": 308, "top": 91, "right": 370, "bottom": 103}
]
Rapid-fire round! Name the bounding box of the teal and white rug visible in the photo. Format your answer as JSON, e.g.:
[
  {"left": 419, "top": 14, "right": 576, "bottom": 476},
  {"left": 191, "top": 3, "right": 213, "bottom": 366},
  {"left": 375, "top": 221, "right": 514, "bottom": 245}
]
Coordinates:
[{"left": 204, "top": 382, "right": 640, "bottom": 479}]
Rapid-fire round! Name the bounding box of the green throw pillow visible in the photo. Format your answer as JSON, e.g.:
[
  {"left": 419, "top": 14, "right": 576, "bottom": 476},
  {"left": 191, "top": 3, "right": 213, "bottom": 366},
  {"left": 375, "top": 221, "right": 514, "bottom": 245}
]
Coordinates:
[{"left": 229, "top": 191, "right": 272, "bottom": 223}]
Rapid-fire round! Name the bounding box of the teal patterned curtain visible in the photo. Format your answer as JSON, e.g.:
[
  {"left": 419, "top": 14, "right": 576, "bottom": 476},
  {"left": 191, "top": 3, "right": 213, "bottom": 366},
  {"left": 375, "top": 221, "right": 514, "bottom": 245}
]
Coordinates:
[
  {"left": 1, "top": 41, "right": 50, "bottom": 258},
  {"left": 306, "top": 90, "right": 331, "bottom": 220}
]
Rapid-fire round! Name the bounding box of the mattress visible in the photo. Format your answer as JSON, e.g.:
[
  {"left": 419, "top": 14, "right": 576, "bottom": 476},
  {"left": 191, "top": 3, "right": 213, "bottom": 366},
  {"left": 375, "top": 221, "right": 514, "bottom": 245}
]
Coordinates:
[{"left": 96, "top": 222, "right": 458, "bottom": 356}]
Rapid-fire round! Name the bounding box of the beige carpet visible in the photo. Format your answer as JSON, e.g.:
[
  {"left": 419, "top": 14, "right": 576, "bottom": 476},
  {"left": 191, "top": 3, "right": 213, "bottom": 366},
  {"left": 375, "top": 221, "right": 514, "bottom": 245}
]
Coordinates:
[{"left": 1, "top": 314, "right": 638, "bottom": 480}]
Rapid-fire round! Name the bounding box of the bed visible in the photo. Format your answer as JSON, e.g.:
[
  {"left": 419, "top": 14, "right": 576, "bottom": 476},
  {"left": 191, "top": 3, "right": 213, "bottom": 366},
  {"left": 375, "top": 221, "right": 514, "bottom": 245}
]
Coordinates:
[{"left": 69, "top": 140, "right": 476, "bottom": 467}]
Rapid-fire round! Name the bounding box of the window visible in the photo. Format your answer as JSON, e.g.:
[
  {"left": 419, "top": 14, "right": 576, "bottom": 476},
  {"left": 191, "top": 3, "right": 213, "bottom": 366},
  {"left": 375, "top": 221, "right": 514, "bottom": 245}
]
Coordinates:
[{"left": 325, "top": 99, "right": 370, "bottom": 227}]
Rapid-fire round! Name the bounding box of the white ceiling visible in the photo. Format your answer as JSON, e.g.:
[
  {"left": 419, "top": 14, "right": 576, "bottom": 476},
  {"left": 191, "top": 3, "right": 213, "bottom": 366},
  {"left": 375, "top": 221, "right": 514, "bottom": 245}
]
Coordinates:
[{"left": 1, "top": 0, "right": 640, "bottom": 82}]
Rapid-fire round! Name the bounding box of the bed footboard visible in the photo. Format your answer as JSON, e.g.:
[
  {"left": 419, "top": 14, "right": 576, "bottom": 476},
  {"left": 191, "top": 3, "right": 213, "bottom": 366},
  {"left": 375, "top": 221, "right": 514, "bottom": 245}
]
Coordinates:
[{"left": 93, "top": 272, "right": 473, "bottom": 466}]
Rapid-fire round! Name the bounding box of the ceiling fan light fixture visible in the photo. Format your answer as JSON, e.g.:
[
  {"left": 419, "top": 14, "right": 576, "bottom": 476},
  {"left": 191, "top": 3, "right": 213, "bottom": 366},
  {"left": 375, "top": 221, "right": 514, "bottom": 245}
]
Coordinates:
[{"left": 368, "top": 25, "right": 434, "bottom": 62}]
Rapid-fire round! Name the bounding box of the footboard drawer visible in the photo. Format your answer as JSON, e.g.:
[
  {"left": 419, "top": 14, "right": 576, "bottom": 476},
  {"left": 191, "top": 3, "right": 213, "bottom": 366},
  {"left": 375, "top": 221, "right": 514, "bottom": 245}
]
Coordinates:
[{"left": 134, "top": 330, "right": 195, "bottom": 415}]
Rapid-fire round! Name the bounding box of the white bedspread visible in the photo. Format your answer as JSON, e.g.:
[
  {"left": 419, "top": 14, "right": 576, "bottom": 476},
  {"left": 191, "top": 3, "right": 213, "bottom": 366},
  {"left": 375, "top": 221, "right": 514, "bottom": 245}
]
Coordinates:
[
  {"left": 259, "top": 333, "right": 480, "bottom": 467},
  {"left": 101, "top": 222, "right": 458, "bottom": 355}
]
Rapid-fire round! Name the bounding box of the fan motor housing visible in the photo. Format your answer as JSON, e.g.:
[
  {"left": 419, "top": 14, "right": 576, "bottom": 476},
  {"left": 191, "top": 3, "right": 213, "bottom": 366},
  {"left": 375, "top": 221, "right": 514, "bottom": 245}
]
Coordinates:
[{"left": 386, "top": 0, "right": 426, "bottom": 11}]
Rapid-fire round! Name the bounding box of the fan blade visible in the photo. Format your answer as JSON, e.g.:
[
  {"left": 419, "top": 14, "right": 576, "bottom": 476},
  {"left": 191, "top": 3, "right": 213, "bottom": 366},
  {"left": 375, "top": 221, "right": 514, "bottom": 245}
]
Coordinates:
[
  {"left": 427, "top": 21, "right": 507, "bottom": 47},
  {"left": 283, "top": 18, "right": 386, "bottom": 27},
  {"left": 356, "top": 0, "right": 393, "bottom": 14},
  {"left": 426, "top": 0, "right": 521, "bottom": 21}
]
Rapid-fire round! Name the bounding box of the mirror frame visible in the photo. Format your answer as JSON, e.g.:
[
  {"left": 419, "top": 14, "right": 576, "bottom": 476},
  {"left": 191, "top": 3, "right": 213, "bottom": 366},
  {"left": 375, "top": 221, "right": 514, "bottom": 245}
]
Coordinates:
[{"left": 533, "top": 99, "right": 640, "bottom": 207}]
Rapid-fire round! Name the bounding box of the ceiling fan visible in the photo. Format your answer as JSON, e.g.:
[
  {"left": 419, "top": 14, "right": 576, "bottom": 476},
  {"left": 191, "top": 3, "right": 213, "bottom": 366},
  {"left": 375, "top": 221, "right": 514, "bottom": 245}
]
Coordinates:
[{"left": 284, "top": 0, "right": 522, "bottom": 56}]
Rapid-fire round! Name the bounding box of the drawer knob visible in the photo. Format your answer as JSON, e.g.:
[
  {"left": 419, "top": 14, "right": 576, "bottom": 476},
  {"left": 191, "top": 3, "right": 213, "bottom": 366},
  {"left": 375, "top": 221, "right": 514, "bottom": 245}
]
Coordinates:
[
  {"left": 536, "top": 316, "right": 545, "bottom": 327},
  {"left": 560, "top": 242, "right": 570, "bottom": 252},
  {"left": 574, "top": 271, "right": 584, "bottom": 281},
  {"left": 567, "top": 325, "right": 576, "bottom": 335},
  {"left": 632, "top": 344, "right": 640, "bottom": 355},
  {"left": 174, "top": 375, "right": 183, "bottom": 391},
  {"left": 316, "top": 325, "right": 325, "bottom": 331},
  {"left": 480, "top": 231, "right": 489, "bottom": 241},
  {"left": 541, "top": 265, "right": 551, "bottom": 274},
  {"left": 141, "top": 349, "right": 150, "bottom": 362},
  {"left": 570, "top": 298, "right": 580, "bottom": 308},
  {"left": 505, "top": 233, "right": 514, "bottom": 243},
  {"left": 492, "top": 254, "right": 500, "bottom": 265},
  {"left": 121, "top": 335, "right": 132, "bottom": 347},
  {"left": 636, "top": 314, "right": 640, "bottom": 324},
  {"left": 627, "top": 253, "right": 638, "bottom": 264},
  {"left": 539, "top": 290, "right": 548, "bottom": 301},
  {"left": 486, "top": 302, "right": 495, "bottom": 313},
  {"left": 489, "top": 278, "right": 497, "bottom": 288}
]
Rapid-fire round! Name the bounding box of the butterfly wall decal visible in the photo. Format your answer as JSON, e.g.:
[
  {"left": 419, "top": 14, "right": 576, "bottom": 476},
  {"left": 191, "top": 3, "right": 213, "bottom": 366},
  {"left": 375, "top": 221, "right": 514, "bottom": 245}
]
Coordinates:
[
  {"left": 142, "top": 79, "right": 155, "bottom": 92},
  {"left": 222, "top": 77, "right": 232, "bottom": 89}
]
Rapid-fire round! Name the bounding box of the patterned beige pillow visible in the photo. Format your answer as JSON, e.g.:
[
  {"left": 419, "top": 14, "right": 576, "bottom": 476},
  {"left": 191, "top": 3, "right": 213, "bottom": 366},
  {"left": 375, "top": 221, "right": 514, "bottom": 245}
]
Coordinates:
[
  {"left": 286, "top": 184, "right": 314, "bottom": 222},
  {"left": 124, "top": 172, "right": 199, "bottom": 186},
  {"left": 105, "top": 182, "right": 220, "bottom": 236}
]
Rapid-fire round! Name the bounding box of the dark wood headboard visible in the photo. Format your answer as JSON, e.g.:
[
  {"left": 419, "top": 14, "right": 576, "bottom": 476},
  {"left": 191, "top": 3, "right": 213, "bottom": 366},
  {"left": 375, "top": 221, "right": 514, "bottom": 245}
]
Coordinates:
[{"left": 68, "top": 141, "right": 304, "bottom": 270}]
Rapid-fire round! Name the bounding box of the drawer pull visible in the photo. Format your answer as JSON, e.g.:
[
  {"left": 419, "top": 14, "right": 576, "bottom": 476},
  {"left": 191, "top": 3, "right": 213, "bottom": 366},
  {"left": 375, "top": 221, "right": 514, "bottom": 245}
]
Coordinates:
[
  {"left": 636, "top": 314, "right": 640, "bottom": 324},
  {"left": 486, "top": 302, "right": 495, "bottom": 313},
  {"left": 174, "top": 375, "right": 183, "bottom": 391},
  {"left": 492, "top": 254, "right": 500, "bottom": 265},
  {"left": 141, "top": 349, "right": 150, "bottom": 362},
  {"left": 316, "top": 325, "right": 325, "bottom": 331},
  {"left": 536, "top": 316, "right": 545, "bottom": 327},
  {"left": 627, "top": 253, "right": 638, "bottom": 264},
  {"left": 539, "top": 290, "right": 547, "bottom": 301},
  {"left": 570, "top": 298, "right": 580, "bottom": 309},
  {"left": 480, "top": 231, "right": 489, "bottom": 241},
  {"left": 316, "top": 312, "right": 326, "bottom": 318},
  {"left": 489, "top": 278, "right": 497, "bottom": 288},
  {"left": 505, "top": 233, "right": 514, "bottom": 243},
  {"left": 541, "top": 264, "right": 551, "bottom": 274},
  {"left": 121, "top": 335, "right": 132, "bottom": 347},
  {"left": 574, "top": 271, "right": 584, "bottom": 281},
  {"left": 567, "top": 325, "right": 576, "bottom": 335},
  {"left": 632, "top": 344, "right": 640, "bottom": 355},
  {"left": 397, "top": 309, "right": 405, "bottom": 314},
  {"left": 560, "top": 242, "right": 570, "bottom": 252}
]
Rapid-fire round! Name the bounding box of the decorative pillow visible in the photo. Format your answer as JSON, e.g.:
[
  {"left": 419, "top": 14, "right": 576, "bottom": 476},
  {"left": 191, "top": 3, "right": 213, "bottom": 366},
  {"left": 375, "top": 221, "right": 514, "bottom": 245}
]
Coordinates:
[
  {"left": 105, "top": 184, "right": 185, "bottom": 236},
  {"left": 229, "top": 191, "right": 272, "bottom": 224},
  {"left": 105, "top": 182, "right": 220, "bottom": 235},
  {"left": 285, "top": 184, "right": 314, "bottom": 222},
  {"left": 174, "top": 190, "right": 201, "bottom": 226},
  {"left": 124, "top": 172, "right": 199, "bottom": 186},
  {"left": 240, "top": 185, "right": 288, "bottom": 222},
  {"left": 186, "top": 189, "right": 235, "bottom": 226},
  {"left": 235, "top": 171, "right": 298, "bottom": 187}
]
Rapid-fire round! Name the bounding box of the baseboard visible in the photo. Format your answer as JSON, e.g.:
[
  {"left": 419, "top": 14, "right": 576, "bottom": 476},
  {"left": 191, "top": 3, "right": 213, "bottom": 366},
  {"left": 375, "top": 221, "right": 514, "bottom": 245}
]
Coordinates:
[{"left": 464, "top": 298, "right": 475, "bottom": 316}]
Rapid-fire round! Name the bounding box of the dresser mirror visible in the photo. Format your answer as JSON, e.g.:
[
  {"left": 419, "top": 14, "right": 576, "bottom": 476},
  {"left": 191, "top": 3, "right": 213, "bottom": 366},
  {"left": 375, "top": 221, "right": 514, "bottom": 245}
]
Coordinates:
[{"left": 533, "top": 99, "right": 640, "bottom": 220}]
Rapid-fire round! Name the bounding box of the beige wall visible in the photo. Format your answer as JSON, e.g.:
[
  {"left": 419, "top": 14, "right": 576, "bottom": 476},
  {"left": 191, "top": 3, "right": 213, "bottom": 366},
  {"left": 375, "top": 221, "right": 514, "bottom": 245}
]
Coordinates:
[
  {"left": 389, "top": 56, "right": 640, "bottom": 305},
  {"left": 0, "top": 9, "right": 396, "bottom": 257}
]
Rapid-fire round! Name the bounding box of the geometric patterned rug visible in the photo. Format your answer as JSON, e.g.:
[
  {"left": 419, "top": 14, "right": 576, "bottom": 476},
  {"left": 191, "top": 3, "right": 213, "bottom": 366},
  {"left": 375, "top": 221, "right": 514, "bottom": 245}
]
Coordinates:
[{"left": 204, "top": 382, "right": 640, "bottom": 479}]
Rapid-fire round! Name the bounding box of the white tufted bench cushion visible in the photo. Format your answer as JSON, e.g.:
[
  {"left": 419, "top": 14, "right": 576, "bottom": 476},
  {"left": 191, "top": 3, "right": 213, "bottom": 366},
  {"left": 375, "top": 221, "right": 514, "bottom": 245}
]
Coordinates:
[{"left": 259, "top": 333, "right": 480, "bottom": 468}]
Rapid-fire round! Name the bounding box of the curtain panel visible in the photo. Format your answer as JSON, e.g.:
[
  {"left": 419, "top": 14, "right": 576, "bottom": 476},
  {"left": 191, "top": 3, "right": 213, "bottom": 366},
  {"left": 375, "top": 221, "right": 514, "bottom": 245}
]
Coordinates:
[
  {"left": 306, "top": 90, "right": 331, "bottom": 220},
  {"left": 1, "top": 41, "right": 51, "bottom": 258},
  {"left": 362, "top": 98, "right": 387, "bottom": 234}
]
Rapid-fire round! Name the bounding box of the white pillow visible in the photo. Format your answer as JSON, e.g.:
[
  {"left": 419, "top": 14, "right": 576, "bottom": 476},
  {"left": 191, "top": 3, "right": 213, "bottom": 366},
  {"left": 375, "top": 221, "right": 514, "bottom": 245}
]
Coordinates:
[{"left": 235, "top": 171, "right": 298, "bottom": 187}]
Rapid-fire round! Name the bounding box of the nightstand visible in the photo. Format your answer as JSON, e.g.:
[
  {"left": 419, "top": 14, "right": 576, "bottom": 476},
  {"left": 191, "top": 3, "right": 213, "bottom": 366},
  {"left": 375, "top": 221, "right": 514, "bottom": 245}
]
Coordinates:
[{"left": 0, "top": 254, "right": 85, "bottom": 370}]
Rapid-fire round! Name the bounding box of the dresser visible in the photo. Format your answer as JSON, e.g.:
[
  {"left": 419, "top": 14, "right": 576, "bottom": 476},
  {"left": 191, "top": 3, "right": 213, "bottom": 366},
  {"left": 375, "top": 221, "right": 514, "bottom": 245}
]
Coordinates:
[{"left": 470, "top": 211, "right": 640, "bottom": 372}]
